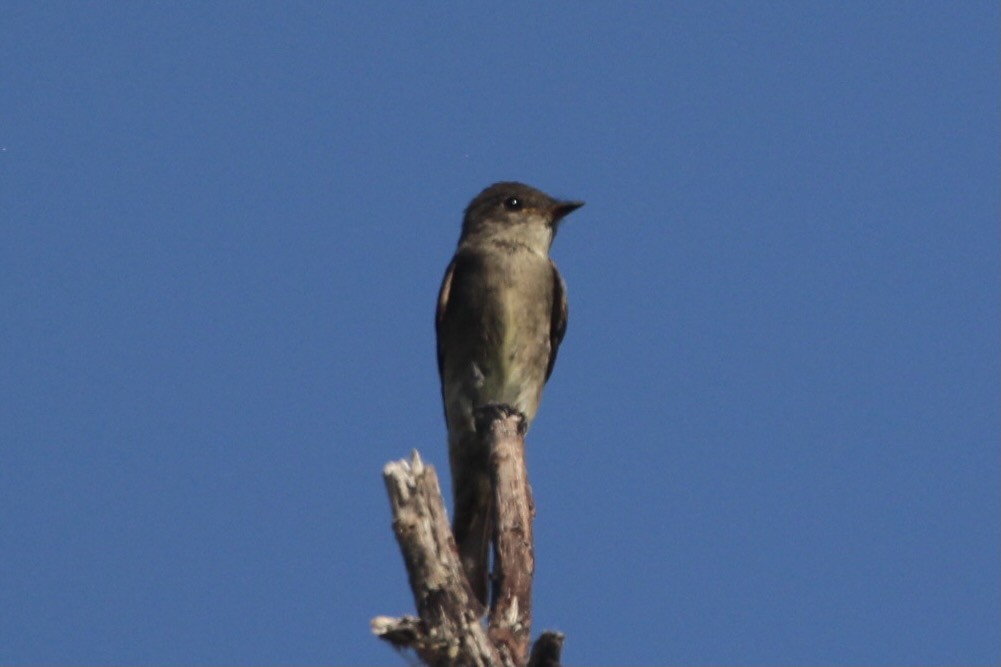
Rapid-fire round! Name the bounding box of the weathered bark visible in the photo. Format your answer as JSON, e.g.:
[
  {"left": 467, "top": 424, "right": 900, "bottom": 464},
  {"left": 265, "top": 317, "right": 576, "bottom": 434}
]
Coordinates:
[
  {"left": 480, "top": 406, "right": 534, "bottom": 666},
  {"left": 372, "top": 408, "right": 566, "bottom": 667},
  {"left": 373, "top": 452, "right": 500, "bottom": 667}
]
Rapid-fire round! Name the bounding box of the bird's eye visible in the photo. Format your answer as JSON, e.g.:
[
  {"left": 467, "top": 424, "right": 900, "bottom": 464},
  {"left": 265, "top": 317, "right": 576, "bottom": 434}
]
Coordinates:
[{"left": 503, "top": 196, "right": 522, "bottom": 211}]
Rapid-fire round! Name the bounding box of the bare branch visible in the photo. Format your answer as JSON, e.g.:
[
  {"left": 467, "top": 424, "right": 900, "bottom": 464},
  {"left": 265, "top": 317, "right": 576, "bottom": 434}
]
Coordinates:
[
  {"left": 527, "top": 631, "right": 565, "bottom": 667},
  {"left": 374, "top": 419, "right": 569, "bottom": 666},
  {"left": 476, "top": 405, "right": 534, "bottom": 666},
  {"left": 376, "top": 452, "right": 500, "bottom": 667}
]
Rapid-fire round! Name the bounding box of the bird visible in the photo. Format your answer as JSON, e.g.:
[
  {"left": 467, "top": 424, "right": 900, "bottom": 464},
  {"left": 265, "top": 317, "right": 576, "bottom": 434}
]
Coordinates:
[{"left": 435, "top": 181, "right": 583, "bottom": 604}]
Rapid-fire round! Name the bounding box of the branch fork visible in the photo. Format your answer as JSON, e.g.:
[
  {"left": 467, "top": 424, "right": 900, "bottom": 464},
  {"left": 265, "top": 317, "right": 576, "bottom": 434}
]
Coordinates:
[{"left": 372, "top": 406, "right": 564, "bottom": 667}]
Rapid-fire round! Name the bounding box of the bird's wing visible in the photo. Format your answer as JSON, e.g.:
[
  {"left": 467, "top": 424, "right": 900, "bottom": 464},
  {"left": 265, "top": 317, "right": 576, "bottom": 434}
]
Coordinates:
[
  {"left": 546, "top": 261, "right": 568, "bottom": 381},
  {"left": 435, "top": 257, "right": 457, "bottom": 381}
]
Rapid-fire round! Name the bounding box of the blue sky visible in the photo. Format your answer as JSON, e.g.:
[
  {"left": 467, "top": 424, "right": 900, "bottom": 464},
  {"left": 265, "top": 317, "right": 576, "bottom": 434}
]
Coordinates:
[{"left": 2, "top": 3, "right": 998, "bottom": 665}]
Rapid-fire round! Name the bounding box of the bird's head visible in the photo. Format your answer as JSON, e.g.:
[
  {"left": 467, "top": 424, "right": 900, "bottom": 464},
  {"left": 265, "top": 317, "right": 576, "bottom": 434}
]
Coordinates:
[{"left": 459, "top": 182, "right": 583, "bottom": 253}]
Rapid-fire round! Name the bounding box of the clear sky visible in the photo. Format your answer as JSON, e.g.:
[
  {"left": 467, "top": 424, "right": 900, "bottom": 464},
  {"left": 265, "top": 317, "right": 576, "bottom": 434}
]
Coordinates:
[{"left": 2, "top": 3, "right": 998, "bottom": 665}]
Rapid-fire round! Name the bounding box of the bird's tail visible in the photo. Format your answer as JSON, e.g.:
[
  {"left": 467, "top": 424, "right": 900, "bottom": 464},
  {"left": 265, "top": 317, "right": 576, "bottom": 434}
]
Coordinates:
[{"left": 449, "top": 429, "right": 493, "bottom": 607}]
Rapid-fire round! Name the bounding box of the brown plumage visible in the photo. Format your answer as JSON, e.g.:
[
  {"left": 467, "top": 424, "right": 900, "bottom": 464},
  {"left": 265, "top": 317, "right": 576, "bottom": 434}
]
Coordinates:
[{"left": 435, "top": 182, "right": 582, "bottom": 604}]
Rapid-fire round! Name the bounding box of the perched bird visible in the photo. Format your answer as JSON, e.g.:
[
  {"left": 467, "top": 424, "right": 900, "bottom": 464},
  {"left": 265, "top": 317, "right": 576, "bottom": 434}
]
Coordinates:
[{"left": 435, "top": 181, "right": 583, "bottom": 604}]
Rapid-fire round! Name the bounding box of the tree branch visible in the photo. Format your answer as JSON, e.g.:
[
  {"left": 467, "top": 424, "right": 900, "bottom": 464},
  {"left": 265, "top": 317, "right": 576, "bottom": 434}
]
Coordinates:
[
  {"left": 373, "top": 408, "right": 567, "bottom": 667},
  {"left": 373, "top": 451, "right": 500, "bottom": 667},
  {"left": 478, "top": 405, "right": 534, "bottom": 666}
]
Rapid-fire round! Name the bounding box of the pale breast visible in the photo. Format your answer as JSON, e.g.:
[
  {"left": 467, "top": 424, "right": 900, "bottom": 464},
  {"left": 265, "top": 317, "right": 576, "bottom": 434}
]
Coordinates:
[{"left": 444, "top": 245, "right": 555, "bottom": 425}]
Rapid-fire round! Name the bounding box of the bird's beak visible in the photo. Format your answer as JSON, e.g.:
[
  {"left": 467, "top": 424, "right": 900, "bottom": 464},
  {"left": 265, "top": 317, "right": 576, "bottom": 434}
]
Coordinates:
[{"left": 551, "top": 200, "right": 584, "bottom": 224}]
